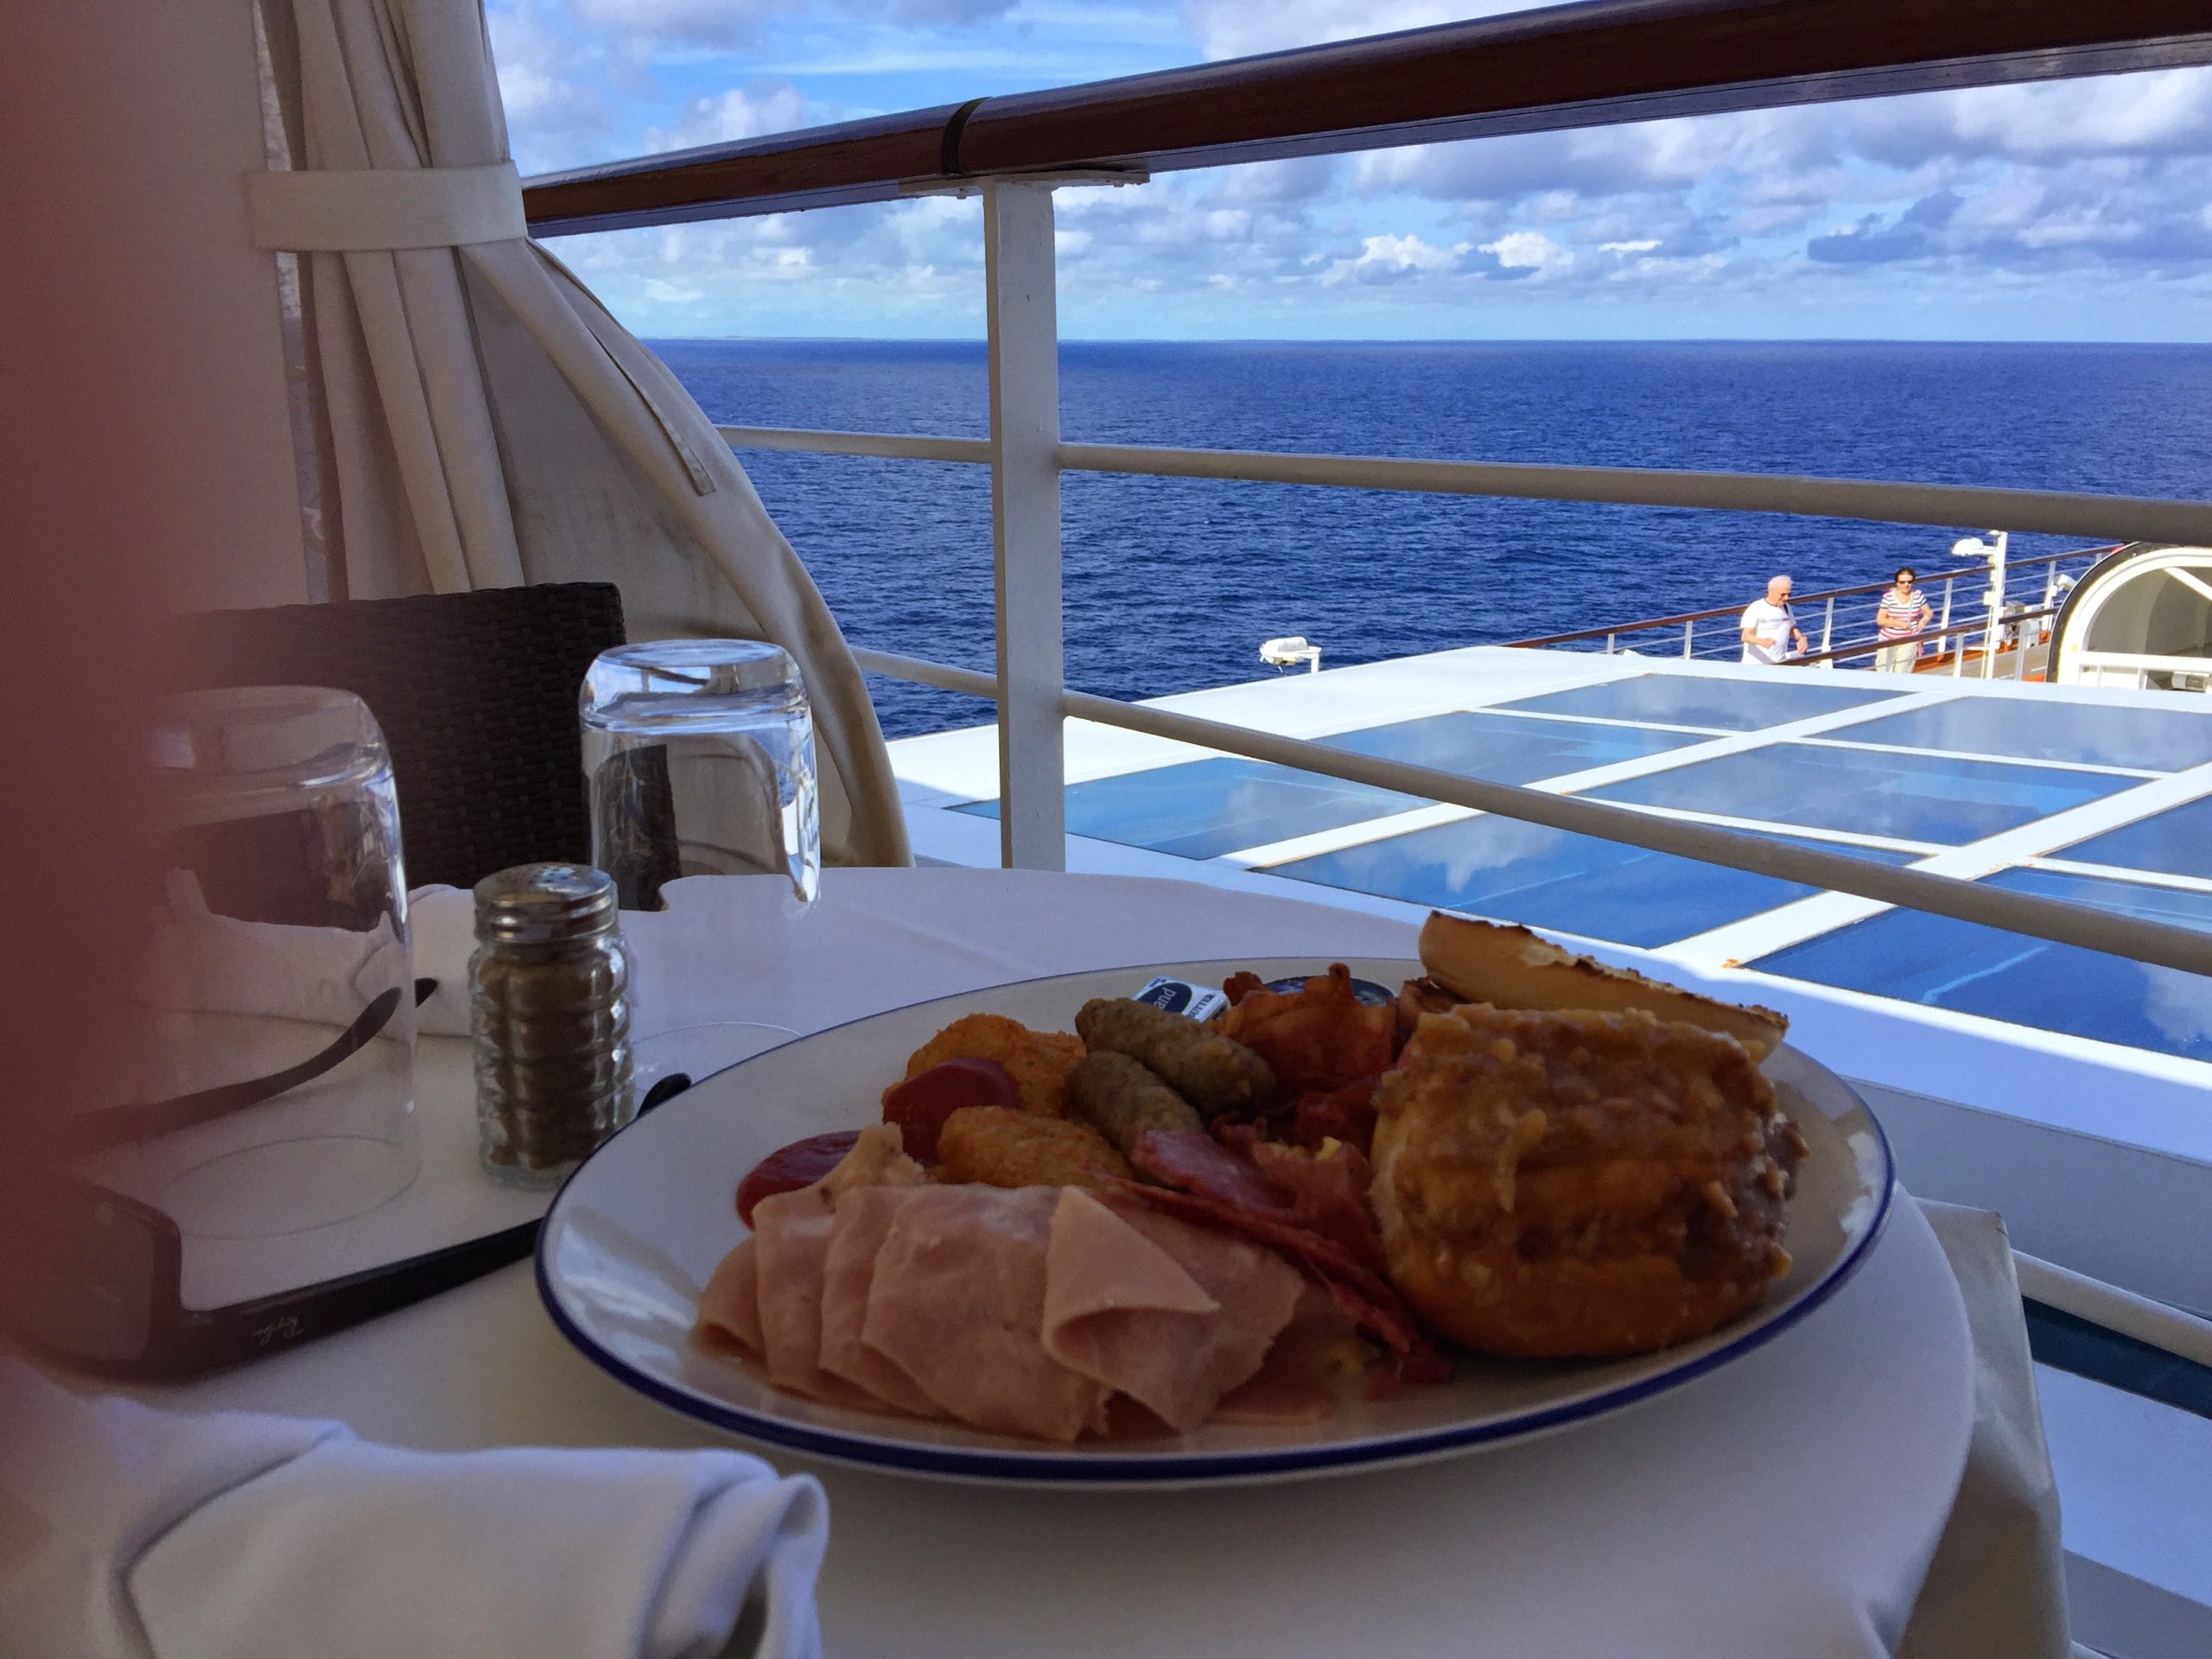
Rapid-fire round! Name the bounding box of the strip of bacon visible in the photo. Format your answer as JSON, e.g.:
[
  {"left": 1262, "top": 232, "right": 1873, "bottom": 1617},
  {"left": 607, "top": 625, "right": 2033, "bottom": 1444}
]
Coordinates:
[{"left": 1137, "top": 1128, "right": 1383, "bottom": 1272}]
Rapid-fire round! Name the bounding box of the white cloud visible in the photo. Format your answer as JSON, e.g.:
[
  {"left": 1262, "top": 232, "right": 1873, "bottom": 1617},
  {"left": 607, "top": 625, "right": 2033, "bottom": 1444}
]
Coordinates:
[
  {"left": 643, "top": 81, "right": 808, "bottom": 152},
  {"left": 1320, "top": 232, "right": 1465, "bottom": 284},
  {"left": 1354, "top": 105, "right": 1835, "bottom": 203},
  {"left": 490, "top": 3, "right": 611, "bottom": 171},
  {"left": 1848, "top": 69, "right": 2212, "bottom": 167},
  {"left": 1482, "top": 229, "right": 1570, "bottom": 275}
]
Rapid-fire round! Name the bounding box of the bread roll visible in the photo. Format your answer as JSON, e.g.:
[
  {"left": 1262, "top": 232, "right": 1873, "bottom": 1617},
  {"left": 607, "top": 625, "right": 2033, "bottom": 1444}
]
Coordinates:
[
  {"left": 1417, "top": 910, "right": 1787, "bottom": 1061},
  {"left": 1370, "top": 1003, "right": 1803, "bottom": 1357}
]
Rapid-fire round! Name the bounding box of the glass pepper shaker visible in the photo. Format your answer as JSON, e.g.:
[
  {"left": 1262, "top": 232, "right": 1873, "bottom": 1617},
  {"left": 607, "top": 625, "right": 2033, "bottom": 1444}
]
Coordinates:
[{"left": 470, "top": 863, "right": 634, "bottom": 1186}]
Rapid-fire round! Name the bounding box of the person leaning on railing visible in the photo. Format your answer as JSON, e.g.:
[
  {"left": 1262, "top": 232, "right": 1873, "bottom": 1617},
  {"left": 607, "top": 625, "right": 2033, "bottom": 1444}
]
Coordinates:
[{"left": 1875, "top": 568, "right": 1934, "bottom": 672}]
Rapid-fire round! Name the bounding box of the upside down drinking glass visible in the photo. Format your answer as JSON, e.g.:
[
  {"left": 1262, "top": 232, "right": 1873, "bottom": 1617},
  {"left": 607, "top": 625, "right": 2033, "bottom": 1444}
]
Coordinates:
[
  {"left": 94, "top": 686, "right": 422, "bottom": 1239},
  {"left": 580, "top": 639, "right": 822, "bottom": 918}
]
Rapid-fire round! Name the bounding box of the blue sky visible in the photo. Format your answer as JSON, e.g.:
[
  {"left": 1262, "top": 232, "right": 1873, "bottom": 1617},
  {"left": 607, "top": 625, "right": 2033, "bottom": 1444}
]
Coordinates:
[{"left": 492, "top": 0, "right": 2212, "bottom": 340}]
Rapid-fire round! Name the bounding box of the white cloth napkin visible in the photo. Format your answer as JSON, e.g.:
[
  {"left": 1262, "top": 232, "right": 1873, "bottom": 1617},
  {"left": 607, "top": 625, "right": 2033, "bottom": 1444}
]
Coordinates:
[
  {"left": 1899, "top": 1203, "right": 2070, "bottom": 1659},
  {"left": 0, "top": 1359, "right": 828, "bottom": 1659}
]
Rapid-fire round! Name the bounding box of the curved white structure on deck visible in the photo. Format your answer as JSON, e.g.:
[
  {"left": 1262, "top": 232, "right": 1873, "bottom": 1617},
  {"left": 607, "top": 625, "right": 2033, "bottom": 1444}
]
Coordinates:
[{"left": 2052, "top": 543, "right": 2212, "bottom": 694}]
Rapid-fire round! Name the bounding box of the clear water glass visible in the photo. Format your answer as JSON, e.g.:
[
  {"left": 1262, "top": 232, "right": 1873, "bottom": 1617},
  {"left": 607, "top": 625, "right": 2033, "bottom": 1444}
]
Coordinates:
[
  {"left": 94, "top": 687, "right": 420, "bottom": 1238},
  {"left": 580, "top": 640, "right": 821, "bottom": 914}
]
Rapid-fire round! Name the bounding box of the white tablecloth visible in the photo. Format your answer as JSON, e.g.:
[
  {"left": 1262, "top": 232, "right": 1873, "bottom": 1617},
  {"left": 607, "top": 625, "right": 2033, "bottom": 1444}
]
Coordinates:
[{"left": 96, "top": 869, "right": 1988, "bottom": 1657}]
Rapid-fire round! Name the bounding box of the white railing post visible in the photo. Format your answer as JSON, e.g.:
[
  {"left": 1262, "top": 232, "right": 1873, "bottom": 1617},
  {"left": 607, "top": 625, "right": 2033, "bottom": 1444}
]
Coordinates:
[
  {"left": 983, "top": 181, "right": 1066, "bottom": 871},
  {"left": 1681, "top": 619, "right": 1694, "bottom": 658}
]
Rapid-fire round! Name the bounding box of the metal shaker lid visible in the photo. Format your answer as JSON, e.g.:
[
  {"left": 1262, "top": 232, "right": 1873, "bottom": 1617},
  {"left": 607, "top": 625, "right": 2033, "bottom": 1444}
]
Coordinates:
[{"left": 473, "top": 863, "right": 619, "bottom": 944}]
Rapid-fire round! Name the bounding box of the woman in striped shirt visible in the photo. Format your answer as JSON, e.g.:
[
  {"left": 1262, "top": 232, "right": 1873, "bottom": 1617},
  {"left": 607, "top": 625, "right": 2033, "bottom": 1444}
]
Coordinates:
[{"left": 1875, "top": 567, "right": 1933, "bottom": 673}]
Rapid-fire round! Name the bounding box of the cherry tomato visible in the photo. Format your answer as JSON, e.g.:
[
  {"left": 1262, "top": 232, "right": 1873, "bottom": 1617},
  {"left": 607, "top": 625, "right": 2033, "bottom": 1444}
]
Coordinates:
[
  {"left": 881, "top": 1057, "right": 1023, "bottom": 1161},
  {"left": 735, "top": 1130, "right": 861, "bottom": 1226}
]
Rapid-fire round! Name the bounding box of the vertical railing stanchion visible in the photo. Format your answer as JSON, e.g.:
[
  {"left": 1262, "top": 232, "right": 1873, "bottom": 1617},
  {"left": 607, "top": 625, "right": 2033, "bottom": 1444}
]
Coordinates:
[
  {"left": 1681, "top": 619, "right": 1694, "bottom": 658},
  {"left": 983, "top": 181, "right": 1067, "bottom": 871},
  {"left": 1821, "top": 595, "right": 1835, "bottom": 656},
  {"left": 1605, "top": 632, "right": 1617, "bottom": 656}
]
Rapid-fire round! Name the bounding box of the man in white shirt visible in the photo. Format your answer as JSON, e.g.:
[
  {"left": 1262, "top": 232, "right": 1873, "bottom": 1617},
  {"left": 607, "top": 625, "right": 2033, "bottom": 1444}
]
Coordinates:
[{"left": 1740, "top": 575, "right": 1809, "bottom": 664}]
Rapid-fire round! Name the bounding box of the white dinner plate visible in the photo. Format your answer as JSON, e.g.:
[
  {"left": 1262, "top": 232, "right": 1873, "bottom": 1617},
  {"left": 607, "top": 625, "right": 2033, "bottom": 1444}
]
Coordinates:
[{"left": 537, "top": 958, "right": 1893, "bottom": 1487}]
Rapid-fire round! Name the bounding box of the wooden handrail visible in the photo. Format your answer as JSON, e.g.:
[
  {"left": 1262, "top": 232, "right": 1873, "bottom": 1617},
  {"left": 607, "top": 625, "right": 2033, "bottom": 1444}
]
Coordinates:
[{"left": 522, "top": 0, "right": 2212, "bottom": 234}]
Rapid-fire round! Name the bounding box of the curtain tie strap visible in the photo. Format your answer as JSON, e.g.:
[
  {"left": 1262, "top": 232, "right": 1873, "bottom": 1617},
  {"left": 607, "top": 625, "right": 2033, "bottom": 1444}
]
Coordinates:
[{"left": 249, "top": 162, "right": 525, "bottom": 251}]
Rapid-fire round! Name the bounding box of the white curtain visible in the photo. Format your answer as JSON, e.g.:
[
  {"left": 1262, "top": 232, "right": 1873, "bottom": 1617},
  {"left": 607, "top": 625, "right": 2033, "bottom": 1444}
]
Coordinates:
[{"left": 251, "top": 0, "right": 910, "bottom": 867}]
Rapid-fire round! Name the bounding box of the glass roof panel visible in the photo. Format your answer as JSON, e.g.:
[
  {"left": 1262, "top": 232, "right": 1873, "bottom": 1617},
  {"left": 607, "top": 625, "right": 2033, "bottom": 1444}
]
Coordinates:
[
  {"left": 1268, "top": 817, "right": 1916, "bottom": 950},
  {"left": 1587, "top": 742, "right": 2134, "bottom": 843},
  {"left": 1320, "top": 710, "right": 1701, "bottom": 776},
  {"left": 1828, "top": 697, "right": 2212, "bottom": 772},
  {"left": 1751, "top": 868, "right": 2212, "bottom": 1063},
  {"left": 956, "top": 711, "right": 1702, "bottom": 861},
  {"left": 2049, "top": 794, "right": 2212, "bottom": 881},
  {"left": 955, "top": 757, "right": 1421, "bottom": 860},
  {"left": 1494, "top": 673, "right": 1902, "bottom": 732}
]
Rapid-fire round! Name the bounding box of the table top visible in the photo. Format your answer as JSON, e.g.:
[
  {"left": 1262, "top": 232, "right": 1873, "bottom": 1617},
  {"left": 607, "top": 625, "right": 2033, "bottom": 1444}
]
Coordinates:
[{"left": 105, "top": 868, "right": 1976, "bottom": 1659}]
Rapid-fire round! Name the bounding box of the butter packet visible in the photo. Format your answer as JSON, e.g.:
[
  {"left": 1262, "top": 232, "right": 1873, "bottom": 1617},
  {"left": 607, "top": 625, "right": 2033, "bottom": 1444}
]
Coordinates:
[{"left": 1131, "top": 975, "right": 1229, "bottom": 1022}]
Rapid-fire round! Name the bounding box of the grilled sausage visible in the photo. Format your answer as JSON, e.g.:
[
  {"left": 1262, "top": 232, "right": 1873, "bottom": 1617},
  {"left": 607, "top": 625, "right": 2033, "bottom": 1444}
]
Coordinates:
[
  {"left": 1066, "top": 1051, "right": 1205, "bottom": 1156},
  {"left": 1076, "top": 997, "right": 1274, "bottom": 1118}
]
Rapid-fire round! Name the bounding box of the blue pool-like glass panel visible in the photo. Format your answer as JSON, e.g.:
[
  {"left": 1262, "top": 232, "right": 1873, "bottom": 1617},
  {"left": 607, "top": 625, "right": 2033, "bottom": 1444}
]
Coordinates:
[
  {"left": 1495, "top": 673, "right": 1902, "bottom": 732},
  {"left": 955, "top": 758, "right": 1423, "bottom": 860},
  {"left": 1587, "top": 742, "right": 2133, "bottom": 843},
  {"left": 2050, "top": 795, "right": 2212, "bottom": 881},
  {"left": 1269, "top": 820, "right": 1916, "bottom": 949},
  {"left": 954, "top": 712, "right": 1699, "bottom": 861},
  {"left": 1752, "top": 868, "right": 2212, "bottom": 1063},
  {"left": 1832, "top": 698, "right": 2212, "bottom": 773},
  {"left": 1320, "top": 710, "right": 1700, "bottom": 777}
]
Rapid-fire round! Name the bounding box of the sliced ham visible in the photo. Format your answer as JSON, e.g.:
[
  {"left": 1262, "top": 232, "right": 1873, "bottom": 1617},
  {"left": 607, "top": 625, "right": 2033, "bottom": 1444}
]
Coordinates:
[
  {"left": 1213, "top": 1283, "right": 1354, "bottom": 1427},
  {"left": 694, "top": 1236, "right": 764, "bottom": 1357},
  {"left": 817, "top": 1185, "right": 942, "bottom": 1418},
  {"left": 1039, "top": 1188, "right": 1301, "bottom": 1433},
  {"left": 1043, "top": 1185, "right": 1220, "bottom": 1327},
  {"left": 749, "top": 1186, "right": 876, "bottom": 1408},
  {"left": 1113, "top": 1178, "right": 1446, "bottom": 1381},
  {"left": 861, "top": 1185, "right": 1112, "bottom": 1443},
  {"left": 697, "top": 1119, "right": 1395, "bottom": 1437}
]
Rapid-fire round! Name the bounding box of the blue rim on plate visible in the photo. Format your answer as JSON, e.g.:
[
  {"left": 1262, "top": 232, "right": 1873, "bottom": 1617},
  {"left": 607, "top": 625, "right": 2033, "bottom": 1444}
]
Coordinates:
[{"left": 535, "top": 959, "right": 1896, "bottom": 1487}]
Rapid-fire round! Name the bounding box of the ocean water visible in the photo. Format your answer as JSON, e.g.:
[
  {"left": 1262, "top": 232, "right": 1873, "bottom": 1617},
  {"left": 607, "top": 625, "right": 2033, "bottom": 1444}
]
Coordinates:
[{"left": 653, "top": 340, "right": 2212, "bottom": 741}]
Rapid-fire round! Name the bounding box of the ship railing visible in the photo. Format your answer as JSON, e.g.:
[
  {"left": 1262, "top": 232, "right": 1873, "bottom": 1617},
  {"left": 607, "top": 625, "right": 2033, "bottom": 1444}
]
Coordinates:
[
  {"left": 1793, "top": 602, "right": 2063, "bottom": 678},
  {"left": 514, "top": 4, "right": 2212, "bottom": 1592},
  {"left": 1510, "top": 548, "right": 2109, "bottom": 664},
  {"left": 522, "top": 0, "right": 2212, "bottom": 977}
]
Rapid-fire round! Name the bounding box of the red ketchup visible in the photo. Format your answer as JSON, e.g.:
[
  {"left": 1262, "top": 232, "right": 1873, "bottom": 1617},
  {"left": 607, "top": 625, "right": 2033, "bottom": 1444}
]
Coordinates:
[
  {"left": 735, "top": 1131, "right": 861, "bottom": 1226},
  {"left": 880, "top": 1057, "right": 1022, "bottom": 1162}
]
